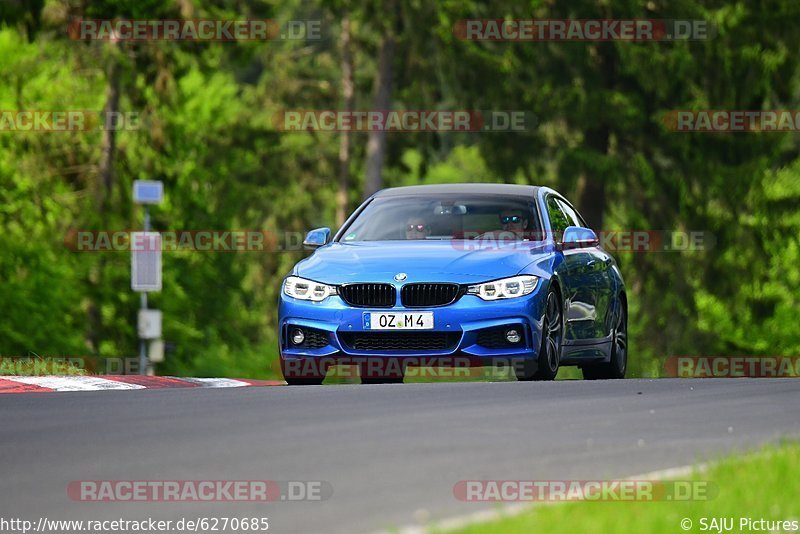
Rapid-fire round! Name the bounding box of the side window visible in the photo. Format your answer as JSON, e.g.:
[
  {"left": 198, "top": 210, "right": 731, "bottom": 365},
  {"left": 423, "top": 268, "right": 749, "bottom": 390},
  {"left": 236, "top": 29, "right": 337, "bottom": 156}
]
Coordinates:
[
  {"left": 546, "top": 196, "right": 570, "bottom": 241},
  {"left": 555, "top": 198, "right": 585, "bottom": 228}
]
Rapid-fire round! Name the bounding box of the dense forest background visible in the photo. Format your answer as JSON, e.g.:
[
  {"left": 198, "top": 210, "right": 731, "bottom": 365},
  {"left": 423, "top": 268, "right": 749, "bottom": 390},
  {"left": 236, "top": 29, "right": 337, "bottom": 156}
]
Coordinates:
[{"left": 1, "top": 0, "right": 799, "bottom": 379}]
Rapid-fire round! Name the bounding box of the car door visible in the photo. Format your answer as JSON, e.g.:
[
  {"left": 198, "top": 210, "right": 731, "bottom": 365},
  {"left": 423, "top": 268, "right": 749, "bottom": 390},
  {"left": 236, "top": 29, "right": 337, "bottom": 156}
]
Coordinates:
[
  {"left": 546, "top": 195, "right": 597, "bottom": 342},
  {"left": 556, "top": 198, "right": 615, "bottom": 340}
]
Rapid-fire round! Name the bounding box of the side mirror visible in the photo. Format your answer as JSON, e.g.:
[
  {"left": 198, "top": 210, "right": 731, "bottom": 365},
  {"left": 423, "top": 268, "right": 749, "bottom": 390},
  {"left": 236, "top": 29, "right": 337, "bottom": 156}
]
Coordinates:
[
  {"left": 560, "top": 226, "right": 599, "bottom": 250},
  {"left": 303, "top": 227, "right": 331, "bottom": 249}
]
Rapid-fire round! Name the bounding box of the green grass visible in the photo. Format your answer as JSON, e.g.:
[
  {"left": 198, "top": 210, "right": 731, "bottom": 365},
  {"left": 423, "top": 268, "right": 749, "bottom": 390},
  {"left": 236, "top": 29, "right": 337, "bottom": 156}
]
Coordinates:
[
  {"left": 445, "top": 440, "right": 800, "bottom": 534},
  {"left": 0, "top": 356, "right": 87, "bottom": 376}
]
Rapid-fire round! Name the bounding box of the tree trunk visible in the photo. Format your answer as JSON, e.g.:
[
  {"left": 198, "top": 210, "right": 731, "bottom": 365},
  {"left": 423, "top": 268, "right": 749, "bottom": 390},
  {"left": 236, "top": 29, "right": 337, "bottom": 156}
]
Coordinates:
[
  {"left": 98, "top": 52, "right": 120, "bottom": 213},
  {"left": 336, "top": 15, "right": 355, "bottom": 227},
  {"left": 576, "top": 42, "right": 615, "bottom": 230},
  {"left": 88, "top": 47, "right": 121, "bottom": 354},
  {"left": 363, "top": 31, "right": 395, "bottom": 198},
  {"left": 576, "top": 126, "right": 609, "bottom": 230}
]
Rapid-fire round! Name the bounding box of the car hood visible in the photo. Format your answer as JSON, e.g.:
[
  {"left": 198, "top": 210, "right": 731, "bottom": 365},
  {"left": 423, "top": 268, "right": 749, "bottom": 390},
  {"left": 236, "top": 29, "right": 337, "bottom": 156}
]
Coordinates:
[{"left": 293, "top": 241, "right": 552, "bottom": 284}]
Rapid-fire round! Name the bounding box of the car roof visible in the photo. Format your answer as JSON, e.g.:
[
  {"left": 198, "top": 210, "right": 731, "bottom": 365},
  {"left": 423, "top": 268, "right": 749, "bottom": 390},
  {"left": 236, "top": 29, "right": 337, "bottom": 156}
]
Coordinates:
[{"left": 373, "top": 183, "right": 541, "bottom": 198}]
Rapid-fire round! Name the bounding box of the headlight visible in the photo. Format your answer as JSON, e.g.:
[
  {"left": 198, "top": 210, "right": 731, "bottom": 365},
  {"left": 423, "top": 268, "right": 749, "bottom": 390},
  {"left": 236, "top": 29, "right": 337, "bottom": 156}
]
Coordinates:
[
  {"left": 467, "top": 275, "right": 538, "bottom": 301},
  {"left": 283, "top": 276, "right": 337, "bottom": 302}
]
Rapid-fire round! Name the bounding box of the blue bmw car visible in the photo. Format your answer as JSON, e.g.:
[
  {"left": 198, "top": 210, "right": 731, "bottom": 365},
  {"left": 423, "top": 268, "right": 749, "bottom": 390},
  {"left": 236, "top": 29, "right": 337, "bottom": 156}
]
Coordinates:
[{"left": 278, "top": 184, "right": 627, "bottom": 384}]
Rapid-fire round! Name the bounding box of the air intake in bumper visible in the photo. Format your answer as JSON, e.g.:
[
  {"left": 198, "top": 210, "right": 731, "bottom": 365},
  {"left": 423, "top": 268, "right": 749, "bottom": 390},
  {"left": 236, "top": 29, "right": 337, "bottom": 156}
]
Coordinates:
[{"left": 338, "top": 332, "right": 459, "bottom": 351}]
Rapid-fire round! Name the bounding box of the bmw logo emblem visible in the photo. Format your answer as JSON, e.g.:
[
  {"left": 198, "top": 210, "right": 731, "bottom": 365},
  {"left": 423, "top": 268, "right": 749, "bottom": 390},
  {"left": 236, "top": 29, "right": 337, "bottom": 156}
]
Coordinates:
[{"left": 394, "top": 273, "right": 407, "bottom": 281}]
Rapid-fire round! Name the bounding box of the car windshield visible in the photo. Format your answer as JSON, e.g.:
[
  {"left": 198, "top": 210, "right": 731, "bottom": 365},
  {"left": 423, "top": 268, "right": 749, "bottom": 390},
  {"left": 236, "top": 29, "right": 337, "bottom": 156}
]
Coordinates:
[{"left": 338, "top": 194, "right": 542, "bottom": 242}]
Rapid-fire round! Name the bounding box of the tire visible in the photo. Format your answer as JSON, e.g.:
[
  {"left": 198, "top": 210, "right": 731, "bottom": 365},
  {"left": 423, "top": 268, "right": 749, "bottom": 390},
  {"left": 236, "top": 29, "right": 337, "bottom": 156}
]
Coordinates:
[
  {"left": 517, "top": 286, "right": 562, "bottom": 381},
  {"left": 360, "top": 362, "right": 405, "bottom": 384},
  {"left": 281, "top": 358, "right": 327, "bottom": 385},
  {"left": 582, "top": 299, "right": 627, "bottom": 380},
  {"left": 361, "top": 376, "right": 404, "bottom": 384},
  {"left": 513, "top": 359, "right": 537, "bottom": 381},
  {"left": 285, "top": 377, "right": 325, "bottom": 386}
]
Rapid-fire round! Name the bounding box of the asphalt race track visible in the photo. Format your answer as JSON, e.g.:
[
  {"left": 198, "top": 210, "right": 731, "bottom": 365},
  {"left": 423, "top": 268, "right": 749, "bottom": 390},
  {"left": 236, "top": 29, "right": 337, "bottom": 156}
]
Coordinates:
[{"left": 3, "top": 378, "right": 800, "bottom": 533}]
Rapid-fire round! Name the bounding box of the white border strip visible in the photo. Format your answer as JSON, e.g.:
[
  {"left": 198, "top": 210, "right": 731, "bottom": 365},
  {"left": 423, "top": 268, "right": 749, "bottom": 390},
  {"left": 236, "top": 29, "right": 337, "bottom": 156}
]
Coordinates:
[
  {"left": 177, "top": 377, "right": 252, "bottom": 388},
  {"left": 383, "top": 463, "right": 708, "bottom": 534},
  {"left": 8, "top": 376, "right": 146, "bottom": 391}
]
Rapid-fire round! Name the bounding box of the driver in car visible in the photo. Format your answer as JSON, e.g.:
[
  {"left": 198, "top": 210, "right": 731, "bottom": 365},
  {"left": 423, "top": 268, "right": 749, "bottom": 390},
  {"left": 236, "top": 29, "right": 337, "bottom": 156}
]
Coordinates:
[
  {"left": 499, "top": 209, "right": 531, "bottom": 240},
  {"left": 405, "top": 217, "right": 431, "bottom": 240}
]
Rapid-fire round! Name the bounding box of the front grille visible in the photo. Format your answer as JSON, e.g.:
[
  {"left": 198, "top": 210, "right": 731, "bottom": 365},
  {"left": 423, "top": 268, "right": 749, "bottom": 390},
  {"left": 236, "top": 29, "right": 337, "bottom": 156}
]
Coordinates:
[
  {"left": 339, "top": 332, "right": 459, "bottom": 352},
  {"left": 339, "top": 283, "right": 396, "bottom": 308},
  {"left": 287, "top": 326, "right": 330, "bottom": 349},
  {"left": 476, "top": 325, "right": 525, "bottom": 349},
  {"left": 401, "top": 283, "right": 462, "bottom": 307}
]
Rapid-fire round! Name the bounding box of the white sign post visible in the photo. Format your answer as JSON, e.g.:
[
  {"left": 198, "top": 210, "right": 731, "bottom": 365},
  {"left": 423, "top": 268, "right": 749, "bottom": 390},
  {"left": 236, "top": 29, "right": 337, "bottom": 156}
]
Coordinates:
[
  {"left": 131, "top": 232, "right": 162, "bottom": 291},
  {"left": 133, "top": 180, "right": 164, "bottom": 204},
  {"left": 132, "top": 181, "right": 164, "bottom": 375}
]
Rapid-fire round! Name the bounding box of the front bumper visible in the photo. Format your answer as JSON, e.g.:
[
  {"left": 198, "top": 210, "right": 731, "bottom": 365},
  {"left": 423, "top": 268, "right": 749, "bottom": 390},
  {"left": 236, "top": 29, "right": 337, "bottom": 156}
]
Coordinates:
[{"left": 278, "top": 281, "right": 547, "bottom": 371}]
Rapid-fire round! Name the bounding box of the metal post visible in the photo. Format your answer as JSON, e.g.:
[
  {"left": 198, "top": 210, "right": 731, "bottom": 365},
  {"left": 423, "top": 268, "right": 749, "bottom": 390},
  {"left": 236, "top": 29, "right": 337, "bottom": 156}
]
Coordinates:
[
  {"left": 139, "top": 293, "right": 147, "bottom": 375},
  {"left": 132, "top": 181, "right": 163, "bottom": 376},
  {"left": 138, "top": 205, "right": 151, "bottom": 376}
]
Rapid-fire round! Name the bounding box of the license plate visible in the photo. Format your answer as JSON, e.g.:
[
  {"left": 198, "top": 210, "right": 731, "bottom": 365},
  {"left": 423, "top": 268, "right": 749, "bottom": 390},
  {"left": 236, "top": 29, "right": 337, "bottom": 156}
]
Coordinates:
[{"left": 363, "top": 312, "right": 434, "bottom": 330}]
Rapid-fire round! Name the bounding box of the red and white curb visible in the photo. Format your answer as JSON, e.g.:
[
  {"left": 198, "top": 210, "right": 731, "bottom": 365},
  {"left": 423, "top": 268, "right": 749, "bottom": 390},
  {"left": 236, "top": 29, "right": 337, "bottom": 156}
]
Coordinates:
[{"left": 0, "top": 376, "right": 284, "bottom": 394}]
